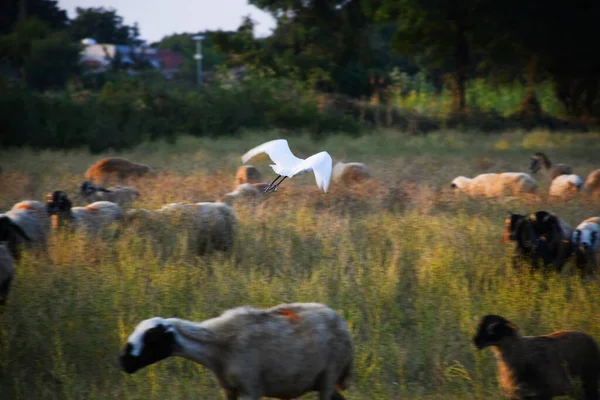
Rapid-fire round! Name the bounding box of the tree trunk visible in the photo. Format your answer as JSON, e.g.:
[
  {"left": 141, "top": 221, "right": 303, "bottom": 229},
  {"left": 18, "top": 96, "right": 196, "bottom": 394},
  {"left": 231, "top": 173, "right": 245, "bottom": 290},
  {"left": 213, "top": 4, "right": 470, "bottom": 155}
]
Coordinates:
[{"left": 453, "top": 28, "right": 469, "bottom": 113}]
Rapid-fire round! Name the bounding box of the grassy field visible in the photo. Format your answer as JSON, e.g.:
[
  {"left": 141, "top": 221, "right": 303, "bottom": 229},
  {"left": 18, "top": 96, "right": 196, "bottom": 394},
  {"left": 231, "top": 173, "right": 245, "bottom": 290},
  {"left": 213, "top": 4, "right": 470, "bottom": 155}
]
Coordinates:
[{"left": 1, "top": 129, "right": 600, "bottom": 400}]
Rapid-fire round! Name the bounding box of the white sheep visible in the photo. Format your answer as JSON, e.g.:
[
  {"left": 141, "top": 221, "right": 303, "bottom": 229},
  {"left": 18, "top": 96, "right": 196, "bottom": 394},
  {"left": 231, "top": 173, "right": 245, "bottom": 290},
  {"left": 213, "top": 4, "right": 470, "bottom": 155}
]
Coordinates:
[
  {"left": 1, "top": 200, "right": 50, "bottom": 259},
  {"left": 80, "top": 181, "right": 140, "bottom": 207},
  {"left": 332, "top": 162, "right": 370, "bottom": 185},
  {"left": 451, "top": 173, "right": 539, "bottom": 198},
  {"left": 548, "top": 174, "right": 584, "bottom": 198},
  {"left": 126, "top": 201, "right": 237, "bottom": 254},
  {"left": 220, "top": 183, "right": 270, "bottom": 206},
  {"left": 0, "top": 243, "right": 15, "bottom": 306},
  {"left": 571, "top": 217, "right": 600, "bottom": 275},
  {"left": 46, "top": 191, "right": 123, "bottom": 235},
  {"left": 119, "top": 302, "right": 353, "bottom": 400}
]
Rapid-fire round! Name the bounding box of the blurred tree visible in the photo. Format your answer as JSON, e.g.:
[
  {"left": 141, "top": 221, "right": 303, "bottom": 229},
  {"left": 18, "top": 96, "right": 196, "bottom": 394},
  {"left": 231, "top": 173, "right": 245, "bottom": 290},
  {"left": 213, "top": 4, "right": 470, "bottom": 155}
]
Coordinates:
[
  {"left": 24, "top": 30, "right": 80, "bottom": 90},
  {"left": 0, "top": 0, "right": 68, "bottom": 35},
  {"left": 69, "top": 7, "right": 138, "bottom": 45},
  {"left": 153, "top": 31, "right": 230, "bottom": 82},
  {"left": 370, "top": 0, "right": 487, "bottom": 112},
  {"left": 0, "top": 18, "right": 50, "bottom": 68}
]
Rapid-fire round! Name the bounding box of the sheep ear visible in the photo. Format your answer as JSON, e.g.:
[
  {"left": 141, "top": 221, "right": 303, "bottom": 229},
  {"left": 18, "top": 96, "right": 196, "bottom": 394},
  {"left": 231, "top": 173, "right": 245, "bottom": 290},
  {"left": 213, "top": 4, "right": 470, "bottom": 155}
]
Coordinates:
[{"left": 486, "top": 321, "right": 499, "bottom": 335}]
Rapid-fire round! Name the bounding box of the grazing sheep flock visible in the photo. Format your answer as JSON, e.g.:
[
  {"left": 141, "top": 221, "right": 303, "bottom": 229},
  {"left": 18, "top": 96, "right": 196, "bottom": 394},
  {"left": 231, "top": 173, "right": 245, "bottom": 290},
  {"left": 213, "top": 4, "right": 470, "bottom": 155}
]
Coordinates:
[{"left": 2, "top": 142, "right": 600, "bottom": 400}]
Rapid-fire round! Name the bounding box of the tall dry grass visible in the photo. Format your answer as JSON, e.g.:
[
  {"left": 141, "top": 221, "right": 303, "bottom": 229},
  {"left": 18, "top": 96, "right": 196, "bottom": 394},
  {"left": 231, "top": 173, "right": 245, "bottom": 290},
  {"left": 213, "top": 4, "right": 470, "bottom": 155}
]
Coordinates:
[{"left": 1, "top": 130, "right": 599, "bottom": 399}]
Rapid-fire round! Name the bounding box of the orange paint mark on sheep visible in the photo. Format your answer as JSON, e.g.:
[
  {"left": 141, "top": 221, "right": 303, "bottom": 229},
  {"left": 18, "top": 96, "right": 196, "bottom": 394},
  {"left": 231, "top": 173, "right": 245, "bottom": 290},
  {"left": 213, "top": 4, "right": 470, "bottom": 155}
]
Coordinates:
[
  {"left": 15, "top": 204, "right": 36, "bottom": 211},
  {"left": 335, "top": 384, "right": 344, "bottom": 391},
  {"left": 278, "top": 309, "right": 300, "bottom": 323},
  {"left": 84, "top": 205, "right": 101, "bottom": 212}
]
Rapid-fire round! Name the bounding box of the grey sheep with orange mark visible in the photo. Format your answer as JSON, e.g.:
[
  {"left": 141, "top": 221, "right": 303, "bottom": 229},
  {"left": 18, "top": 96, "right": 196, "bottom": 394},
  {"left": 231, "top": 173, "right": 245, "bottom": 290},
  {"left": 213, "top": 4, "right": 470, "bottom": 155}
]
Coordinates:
[
  {"left": 85, "top": 157, "right": 153, "bottom": 185},
  {"left": 46, "top": 191, "right": 123, "bottom": 235},
  {"left": 1, "top": 200, "right": 49, "bottom": 260},
  {"left": 473, "top": 314, "right": 600, "bottom": 400},
  {"left": 80, "top": 181, "right": 140, "bottom": 208},
  {"left": 0, "top": 243, "right": 15, "bottom": 306},
  {"left": 119, "top": 302, "right": 353, "bottom": 400}
]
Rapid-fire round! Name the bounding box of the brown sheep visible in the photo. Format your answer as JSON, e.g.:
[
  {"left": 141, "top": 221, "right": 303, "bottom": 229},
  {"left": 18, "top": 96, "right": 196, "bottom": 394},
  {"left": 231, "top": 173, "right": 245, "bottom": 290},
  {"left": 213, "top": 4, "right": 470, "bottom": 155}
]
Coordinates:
[
  {"left": 529, "top": 152, "right": 573, "bottom": 181},
  {"left": 84, "top": 158, "right": 152, "bottom": 185},
  {"left": 234, "top": 165, "right": 263, "bottom": 186},
  {"left": 583, "top": 170, "right": 600, "bottom": 197},
  {"left": 120, "top": 302, "right": 353, "bottom": 400},
  {"left": 473, "top": 314, "right": 600, "bottom": 399}
]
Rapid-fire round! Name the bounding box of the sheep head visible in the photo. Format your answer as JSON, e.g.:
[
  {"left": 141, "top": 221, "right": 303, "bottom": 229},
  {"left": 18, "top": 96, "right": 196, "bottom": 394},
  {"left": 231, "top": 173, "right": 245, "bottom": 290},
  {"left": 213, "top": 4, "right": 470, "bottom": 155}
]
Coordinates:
[
  {"left": 473, "top": 314, "right": 519, "bottom": 349},
  {"left": 529, "top": 157, "right": 541, "bottom": 174},
  {"left": 504, "top": 213, "right": 526, "bottom": 242},
  {"left": 450, "top": 176, "right": 469, "bottom": 191},
  {"left": 80, "top": 181, "right": 112, "bottom": 197},
  {"left": 120, "top": 317, "right": 176, "bottom": 374},
  {"left": 46, "top": 191, "right": 72, "bottom": 216},
  {"left": 0, "top": 216, "right": 31, "bottom": 261}
]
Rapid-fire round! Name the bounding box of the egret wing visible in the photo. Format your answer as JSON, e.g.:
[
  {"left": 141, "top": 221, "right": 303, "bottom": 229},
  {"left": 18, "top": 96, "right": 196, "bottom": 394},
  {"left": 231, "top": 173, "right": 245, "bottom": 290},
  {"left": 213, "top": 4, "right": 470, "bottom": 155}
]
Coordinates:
[
  {"left": 241, "top": 139, "right": 303, "bottom": 166},
  {"left": 291, "top": 151, "right": 333, "bottom": 193}
]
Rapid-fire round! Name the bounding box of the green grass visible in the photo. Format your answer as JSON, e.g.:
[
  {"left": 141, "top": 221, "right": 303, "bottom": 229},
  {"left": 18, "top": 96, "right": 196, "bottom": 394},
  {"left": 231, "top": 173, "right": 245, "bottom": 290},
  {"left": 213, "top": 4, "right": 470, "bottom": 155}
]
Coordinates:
[{"left": 1, "top": 130, "right": 600, "bottom": 399}]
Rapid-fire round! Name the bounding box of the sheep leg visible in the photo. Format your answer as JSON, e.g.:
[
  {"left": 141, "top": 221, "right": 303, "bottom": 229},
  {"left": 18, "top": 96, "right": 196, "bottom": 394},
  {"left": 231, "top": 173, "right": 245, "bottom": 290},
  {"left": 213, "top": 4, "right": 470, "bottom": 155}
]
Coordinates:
[{"left": 264, "top": 175, "right": 283, "bottom": 193}]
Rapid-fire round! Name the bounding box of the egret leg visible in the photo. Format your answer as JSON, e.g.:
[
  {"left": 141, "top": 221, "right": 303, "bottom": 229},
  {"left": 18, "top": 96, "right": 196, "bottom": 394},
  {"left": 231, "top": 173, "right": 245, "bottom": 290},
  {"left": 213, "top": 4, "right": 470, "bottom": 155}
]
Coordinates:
[
  {"left": 265, "top": 175, "right": 283, "bottom": 193},
  {"left": 270, "top": 176, "right": 287, "bottom": 192}
]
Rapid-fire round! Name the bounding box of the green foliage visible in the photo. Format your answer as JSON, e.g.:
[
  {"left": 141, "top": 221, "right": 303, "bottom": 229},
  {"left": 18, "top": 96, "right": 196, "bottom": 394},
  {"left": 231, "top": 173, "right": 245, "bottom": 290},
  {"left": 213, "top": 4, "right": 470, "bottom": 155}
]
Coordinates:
[
  {"left": 0, "top": 75, "right": 363, "bottom": 152},
  {"left": 24, "top": 31, "right": 81, "bottom": 91},
  {"left": 0, "top": 0, "right": 68, "bottom": 35}
]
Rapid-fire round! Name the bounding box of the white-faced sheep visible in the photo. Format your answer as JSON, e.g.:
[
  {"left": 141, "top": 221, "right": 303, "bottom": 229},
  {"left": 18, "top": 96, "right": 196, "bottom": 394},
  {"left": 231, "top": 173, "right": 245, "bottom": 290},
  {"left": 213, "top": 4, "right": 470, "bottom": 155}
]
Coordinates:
[
  {"left": 1, "top": 200, "right": 50, "bottom": 260},
  {"left": 548, "top": 174, "right": 584, "bottom": 198},
  {"left": 125, "top": 201, "right": 237, "bottom": 254},
  {"left": 451, "top": 173, "right": 539, "bottom": 198},
  {"left": 46, "top": 191, "right": 123, "bottom": 235},
  {"left": 0, "top": 243, "right": 15, "bottom": 306},
  {"left": 473, "top": 314, "right": 600, "bottom": 400},
  {"left": 80, "top": 181, "right": 140, "bottom": 207},
  {"left": 529, "top": 152, "right": 573, "bottom": 181},
  {"left": 85, "top": 157, "right": 153, "bottom": 185},
  {"left": 332, "top": 162, "right": 370, "bottom": 185},
  {"left": 583, "top": 169, "right": 600, "bottom": 197},
  {"left": 571, "top": 217, "right": 600, "bottom": 276},
  {"left": 235, "top": 165, "right": 263, "bottom": 186},
  {"left": 221, "top": 183, "right": 270, "bottom": 206},
  {"left": 120, "top": 302, "right": 353, "bottom": 400}
]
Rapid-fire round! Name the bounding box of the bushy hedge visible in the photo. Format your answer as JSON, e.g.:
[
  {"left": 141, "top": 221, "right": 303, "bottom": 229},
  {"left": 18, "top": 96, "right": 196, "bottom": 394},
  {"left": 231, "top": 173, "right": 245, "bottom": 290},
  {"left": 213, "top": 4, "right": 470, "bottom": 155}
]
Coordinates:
[{"left": 0, "top": 75, "right": 363, "bottom": 153}]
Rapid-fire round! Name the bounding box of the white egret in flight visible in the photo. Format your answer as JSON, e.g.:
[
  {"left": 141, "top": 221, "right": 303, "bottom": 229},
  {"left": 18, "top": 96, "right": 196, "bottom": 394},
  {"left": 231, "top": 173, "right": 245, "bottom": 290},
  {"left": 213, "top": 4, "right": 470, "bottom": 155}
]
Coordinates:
[{"left": 241, "top": 139, "right": 333, "bottom": 193}]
